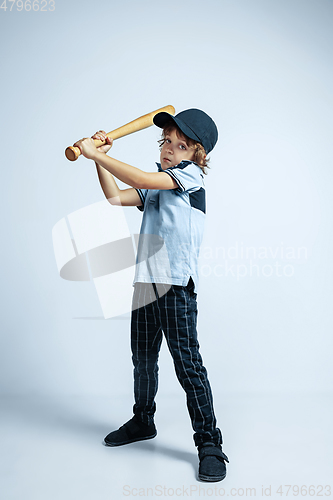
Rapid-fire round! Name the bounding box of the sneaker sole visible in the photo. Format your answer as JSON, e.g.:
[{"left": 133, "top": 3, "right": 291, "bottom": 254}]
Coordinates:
[
  {"left": 198, "top": 472, "right": 226, "bottom": 482},
  {"left": 104, "top": 431, "right": 157, "bottom": 447}
]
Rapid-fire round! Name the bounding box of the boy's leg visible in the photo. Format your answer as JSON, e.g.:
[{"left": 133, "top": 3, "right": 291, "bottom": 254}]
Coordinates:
[
  {"left": 131, "top": 282, "right": 163, "bottom": 426},
  {"left": 156, "top": 278, "right": 222, "bottom": 447},
  {"left": 104, "top": 282, "right": 164, "bottom": 447}
]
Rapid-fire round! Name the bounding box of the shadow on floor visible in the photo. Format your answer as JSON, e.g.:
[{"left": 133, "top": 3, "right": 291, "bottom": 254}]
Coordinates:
[
  {"left": 1, "top": 395, "right": 198, "bottom": 475},
  {"left": 119, "top": 439, "right": 198, "bottom": 474}
]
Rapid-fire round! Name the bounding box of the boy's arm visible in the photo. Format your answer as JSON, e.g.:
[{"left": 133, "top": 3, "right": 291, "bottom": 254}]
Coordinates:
[
  {"left": 74, "top": 137, "right": 178, "bottom": 191},
  {"left": 87, "top": 131, "right": 143, "bottom": 207},
  {"left": 94, "top": 151, "right": 178, "bottom": 191},
  {"left": 95, "top": 161, "right": 142, "bottom": 206}
]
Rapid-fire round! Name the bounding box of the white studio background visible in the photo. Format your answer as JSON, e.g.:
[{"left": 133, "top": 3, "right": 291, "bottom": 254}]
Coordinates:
[
  {"left": 1, "top": 0, "right": 332, "bottom": 406},
  {"left": 1, "top": 0, "right": 332, "bottom": 494}
]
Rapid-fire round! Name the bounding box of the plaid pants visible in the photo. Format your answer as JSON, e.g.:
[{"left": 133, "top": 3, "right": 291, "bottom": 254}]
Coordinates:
[{"left": 130, "top": 277, "right": 222, "bottom": 447}]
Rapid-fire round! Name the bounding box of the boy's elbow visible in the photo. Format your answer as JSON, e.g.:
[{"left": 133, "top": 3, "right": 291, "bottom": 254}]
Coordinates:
[
  {"left": 106, "top": 197, "right": 115, "bottom": 206},
  {"left": 104, "top": 192, "right": 122, "bottom": 206}
]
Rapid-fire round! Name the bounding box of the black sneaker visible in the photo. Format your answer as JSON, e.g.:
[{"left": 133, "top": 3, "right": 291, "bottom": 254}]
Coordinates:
[
  {"left": 104, "top": 415, "right": 157, "bottom": 446},
  {"left": 198, "top": 442, "right": 229, "bottom": 482}
]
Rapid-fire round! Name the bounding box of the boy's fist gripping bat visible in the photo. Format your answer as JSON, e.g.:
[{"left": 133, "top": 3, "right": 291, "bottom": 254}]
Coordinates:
[{"left": 65, "top": 105, "right": 175, "bottom": 161}]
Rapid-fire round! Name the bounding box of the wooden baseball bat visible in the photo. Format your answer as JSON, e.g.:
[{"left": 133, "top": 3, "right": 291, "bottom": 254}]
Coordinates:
[{"left": 65, "top": 105, "right": 175, "bottom": 161}]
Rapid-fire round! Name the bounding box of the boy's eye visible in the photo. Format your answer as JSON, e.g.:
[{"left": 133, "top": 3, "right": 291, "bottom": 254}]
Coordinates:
[{"left": 180, "top": 144, "right": 186, "bottom": 150}]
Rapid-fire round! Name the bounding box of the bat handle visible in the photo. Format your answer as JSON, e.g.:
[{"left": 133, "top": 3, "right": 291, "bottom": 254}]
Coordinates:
[
  {"left": 65, "top": 146, "right": 81, "bottom": 161},
  {"left": 65, "top": 138, "right": 105, "bottom": 161}
]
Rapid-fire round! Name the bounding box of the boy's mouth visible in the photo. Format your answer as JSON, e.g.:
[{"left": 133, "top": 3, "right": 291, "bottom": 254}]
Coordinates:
[{"left": 163, "top": 157, "right": 171, "bottom": 164}]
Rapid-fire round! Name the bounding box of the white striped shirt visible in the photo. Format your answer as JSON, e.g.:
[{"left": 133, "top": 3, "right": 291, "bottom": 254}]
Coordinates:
[{"left": 133, "top": 160, "right": 206, "bottom": 294}]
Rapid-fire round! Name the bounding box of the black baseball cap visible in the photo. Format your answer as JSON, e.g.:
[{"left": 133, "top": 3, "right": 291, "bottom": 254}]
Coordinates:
[{"left": 153, "top": 108, "right": 218, "bottom": 154}]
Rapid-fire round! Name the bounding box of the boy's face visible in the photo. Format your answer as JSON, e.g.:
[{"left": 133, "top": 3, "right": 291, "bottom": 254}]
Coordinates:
[{"left": 160, "top": 128, "right": 195, "bottom": 169}]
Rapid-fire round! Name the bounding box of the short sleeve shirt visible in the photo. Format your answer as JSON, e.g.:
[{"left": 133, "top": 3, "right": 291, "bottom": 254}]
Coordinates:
[{"left": 133, "top": 160, "right": 206, "bottom": 294}]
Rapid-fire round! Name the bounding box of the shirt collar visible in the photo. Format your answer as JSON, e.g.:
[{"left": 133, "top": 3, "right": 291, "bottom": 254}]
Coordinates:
[{"left": 155, "top": 160, "right": 194, "bottom": 172}]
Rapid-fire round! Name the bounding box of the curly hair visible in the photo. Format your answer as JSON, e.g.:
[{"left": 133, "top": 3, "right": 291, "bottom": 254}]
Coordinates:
[{"left": 158, "top": 121, "right": 211, "bottom": 175}]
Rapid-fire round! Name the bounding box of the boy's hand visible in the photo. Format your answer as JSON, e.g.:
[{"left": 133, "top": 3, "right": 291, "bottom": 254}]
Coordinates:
[
  {"left": 92, "top": 130, "right": 113, "bottom": 154},
  {"left": 73, "top": 131, "right": 113, "bottom": 160},
  {"left": 73, "top": 137, "right": 98, "bottom": 160}
]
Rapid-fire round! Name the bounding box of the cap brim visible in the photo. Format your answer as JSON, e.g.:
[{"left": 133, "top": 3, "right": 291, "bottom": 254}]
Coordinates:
[
  {"left": 153, "top": 112, "right": 175, "bottom": 128},
  {"left": 153, "top": 112, "right": 201, "bottom": 144}
]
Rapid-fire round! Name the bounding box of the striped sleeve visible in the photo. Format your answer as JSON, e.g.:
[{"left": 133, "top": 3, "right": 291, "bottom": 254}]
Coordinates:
[
  {"left": 163, "top": 161, "right": 202, "bottom": 194},
  {"left": 134, "top": 188, "right": 148, "bottom": 212}
]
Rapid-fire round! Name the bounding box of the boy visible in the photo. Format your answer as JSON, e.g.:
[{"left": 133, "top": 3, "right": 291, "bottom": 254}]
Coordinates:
[{"left": 74, "top": 109, "right": 229, "bottom": 482}]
